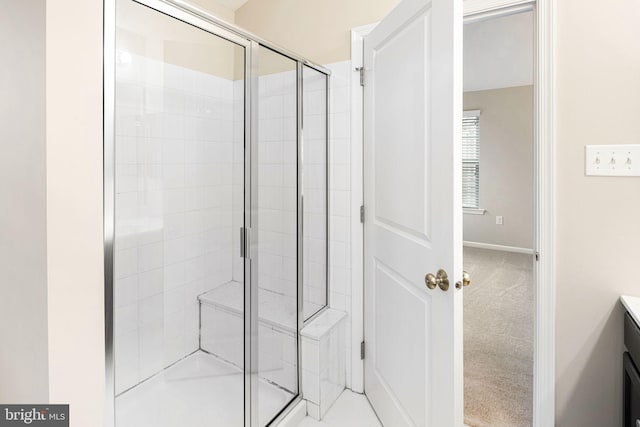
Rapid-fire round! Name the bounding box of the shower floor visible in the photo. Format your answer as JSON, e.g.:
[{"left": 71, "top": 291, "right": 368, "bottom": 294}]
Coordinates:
[{"left": 115, "top": 350, "right": 295, "bottom": 427}]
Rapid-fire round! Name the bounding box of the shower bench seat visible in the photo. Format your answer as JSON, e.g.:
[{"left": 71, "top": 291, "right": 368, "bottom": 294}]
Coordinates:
[{"left": 198, "top": 281, "right": 298, "bottom": 393}]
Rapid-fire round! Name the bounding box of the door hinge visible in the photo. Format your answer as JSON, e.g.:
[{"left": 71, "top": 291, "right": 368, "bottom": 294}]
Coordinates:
[
  {"left": 360, "top": 341, "right": 365, "bottom": 360},
  {"left": 360, "top": 205, "right": 365, "bottom": 223},
  {"left": 356, "top": 67, "right": 365, "bottom": 87}
]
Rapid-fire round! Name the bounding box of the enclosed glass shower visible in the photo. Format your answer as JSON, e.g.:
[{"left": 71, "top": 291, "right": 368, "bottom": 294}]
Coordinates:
[{"left": 104, "top": 1, "right": 329, "bottom": 426}]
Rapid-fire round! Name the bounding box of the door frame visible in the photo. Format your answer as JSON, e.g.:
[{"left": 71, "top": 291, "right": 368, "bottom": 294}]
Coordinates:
[{"left": 349, "top": 1, "right": 556, "bottom": 426}]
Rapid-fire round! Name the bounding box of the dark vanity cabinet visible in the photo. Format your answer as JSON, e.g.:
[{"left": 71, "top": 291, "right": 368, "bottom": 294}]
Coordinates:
[{"left": 624, "top": 313, "right": 640, "bottom": 426}]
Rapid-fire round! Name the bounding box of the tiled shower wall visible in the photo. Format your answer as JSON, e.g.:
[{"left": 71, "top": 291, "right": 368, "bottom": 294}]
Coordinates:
[
  {"left": 251, "top": 61, "right": 354, "bottom": 391},
  {"left": 255, "top": 70, "right": 298, "bottom": 302},
  {"left": 232, "top": 79, "right": 244, "bottom": 281},
  {"left": 203, "top": 68, "right": 301, "bottom": 396},
  {"left": 114, "top": 52, "right": 237, "bottom": 394},
  {"left": 325, "top": 61, "right": 353, "bottom": 389},
  {"left": 302, "top": 66, "right": 329, "bottom": 317},
  {"left": 113, "top": 54, "right": 350, "bottom": 396},
  {"left": 250, "top": 65, "right": 329, "bottom": 319}
]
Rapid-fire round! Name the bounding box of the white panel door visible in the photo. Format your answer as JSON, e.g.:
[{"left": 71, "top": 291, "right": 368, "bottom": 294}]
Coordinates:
[{"left": 363, "top": 0, "right": 463, "bottom": 425}]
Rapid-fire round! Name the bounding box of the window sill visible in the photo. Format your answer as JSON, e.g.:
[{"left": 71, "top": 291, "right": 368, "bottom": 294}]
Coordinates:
[{"left": 463, "top": 208, "right": 486, "bottom": 215}]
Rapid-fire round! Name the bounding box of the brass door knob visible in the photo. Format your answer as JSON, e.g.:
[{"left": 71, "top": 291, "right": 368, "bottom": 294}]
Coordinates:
[
  {"left": 425, "top": 269, "right": 449, "bottom": 291},
  {"left": 462, "top": 271, "right": 471, "bottom": 286},
  {"left": 456, "top": 271, "right": 471, "bottom": 289}
]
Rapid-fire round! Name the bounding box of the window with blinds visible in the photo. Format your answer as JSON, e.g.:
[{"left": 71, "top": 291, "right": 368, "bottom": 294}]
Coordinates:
[{"left": 462, "top": 111, "right": 480, "bottom": 209}]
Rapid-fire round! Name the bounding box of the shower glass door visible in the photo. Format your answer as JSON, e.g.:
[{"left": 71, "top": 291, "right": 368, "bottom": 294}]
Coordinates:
[
  {"left": 112, "top": 1, "right": 249, "bottom": 425},
  {"left": 109, "top": 2, "right": 328, "bottom": 426},
  {"left": 254, "top": 46, "right": 300, "bottom": 424}
]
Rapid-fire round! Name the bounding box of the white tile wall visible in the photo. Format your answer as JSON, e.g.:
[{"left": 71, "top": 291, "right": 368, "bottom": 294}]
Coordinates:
[
  {"left": 303, "top": 66, "right": 329, "bottom": 317},
  {"left": 325, "top": 61, "right": 353, "bottom": 390},
  {"left": 256, "top": 69, "right": 298, "bottom": 308},
  {"left": 254, "top": 67, "right": 300, "bottom": 395},
  {"left": 231, "top": 79, "right": 245, "bottom": 283},
  {"left": 114, "top": 51, "right": 239, "bottom": 394},
  {"left": 114, "top": 54, "right": 354, "bottom": 400},
  {"left": 168, "top": 65, "right": 305, "bottom": 399},
  {"left": 301, "top": 309, "right": 347, "bottom": 420}
]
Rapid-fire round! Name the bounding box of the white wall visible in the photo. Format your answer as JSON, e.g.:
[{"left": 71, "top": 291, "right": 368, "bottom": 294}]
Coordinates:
[
  {"left": 116, "top": 0, "right": 239, "bottom": 80},
  {"left": 463, "top": 86, "right": 534, "bottom": 249},
  {"left": 46, "top": 0, "right": 105, "bottom": 424},
  {"left": 555, "top": 0, "right": 640, "bottom": 425},
  {"left": 0, "top": 0, "right": 49, "bottom": 403},
  {"left": 38, "top": 1, "right": 640, "bottom": 426},
  {"left": 235, "top": 0, "right": 399, "bottom": 65}
]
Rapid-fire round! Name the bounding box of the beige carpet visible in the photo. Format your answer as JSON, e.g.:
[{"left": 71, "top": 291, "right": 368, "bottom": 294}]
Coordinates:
[{"left": 463, "top": 247, "right": 534, "bottom": 427}]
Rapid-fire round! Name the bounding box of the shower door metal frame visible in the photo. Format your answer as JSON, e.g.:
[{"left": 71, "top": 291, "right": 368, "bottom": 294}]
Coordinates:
[
  {"left": 103, "top": 1, "right": 331, "bottom": 427},
  {"left": 103, "top": 1, "right": 255, "bottom": 426}
]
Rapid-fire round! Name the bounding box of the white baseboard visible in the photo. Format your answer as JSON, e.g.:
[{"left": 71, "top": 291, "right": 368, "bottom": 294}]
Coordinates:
[
  {"left": 463, "top": 240, "right": 534, "bottom": 255},
  {"left": 275, "top": 399, "right": 307, "bottom": 426}
]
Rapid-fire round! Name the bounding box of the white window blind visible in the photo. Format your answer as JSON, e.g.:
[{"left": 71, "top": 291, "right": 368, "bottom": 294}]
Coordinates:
[{"left": 462, "top": 111, "right": 480, "bottom": 209}]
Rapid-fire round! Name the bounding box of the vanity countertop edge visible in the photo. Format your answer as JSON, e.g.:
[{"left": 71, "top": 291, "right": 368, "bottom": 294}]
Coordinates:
[{"left": 621, "top": 295, "right": 640, "bottom": 326}]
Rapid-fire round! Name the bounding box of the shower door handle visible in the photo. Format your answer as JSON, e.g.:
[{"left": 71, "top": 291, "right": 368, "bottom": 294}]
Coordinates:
[{"left": 240, "top": 227, "right": 246, "bottom": 258}]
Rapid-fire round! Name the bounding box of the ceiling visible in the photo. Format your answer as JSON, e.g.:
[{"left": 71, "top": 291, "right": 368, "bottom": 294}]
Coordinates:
[{"left": 463, "top": 11, "right": 533, "bottom": 92}]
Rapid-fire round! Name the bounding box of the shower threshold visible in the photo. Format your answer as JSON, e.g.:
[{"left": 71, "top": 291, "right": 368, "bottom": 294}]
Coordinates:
[{"left": 115, "top": 350, "right": 294, "bottom": 427}]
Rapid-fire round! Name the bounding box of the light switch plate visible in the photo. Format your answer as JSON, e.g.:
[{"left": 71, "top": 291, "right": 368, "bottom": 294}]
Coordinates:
[{"left": 585, "top": 144, "right": 640, "bottom": 176}]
